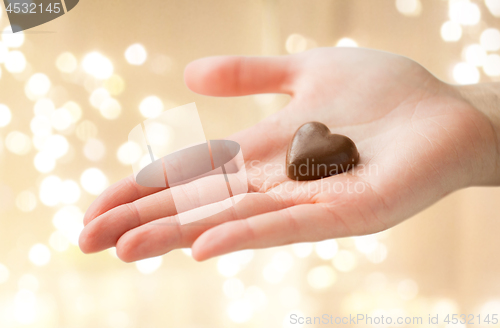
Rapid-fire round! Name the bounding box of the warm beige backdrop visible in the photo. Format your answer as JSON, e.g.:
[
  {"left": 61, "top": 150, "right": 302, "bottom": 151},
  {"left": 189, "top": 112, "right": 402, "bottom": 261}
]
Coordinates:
[{"left": 0, "top": 0, "right": 499, "bottom": 327}]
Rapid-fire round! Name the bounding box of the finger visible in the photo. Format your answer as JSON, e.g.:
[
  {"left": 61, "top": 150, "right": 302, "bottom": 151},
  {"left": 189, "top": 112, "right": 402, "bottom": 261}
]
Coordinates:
[
  {"left": 79, "top": 185, "right": 175, "bottom": 254},
  {"left": 83, "top": 138, "right": 240, "bottom": 227},
  {"left": 184, "top": 55, "right": 297, "bottom": 97},
  {"left": 83, "top": 175, "right": 165, "bottom": 226},
  {"left": 79, "top": 170, "right": 249, "bottom": 254},
  {"left": 191, "top": 204, "right": 355, "bottom": 261},
  {"left": 114, "top": 193, "right": 284, "bottom": 262}
]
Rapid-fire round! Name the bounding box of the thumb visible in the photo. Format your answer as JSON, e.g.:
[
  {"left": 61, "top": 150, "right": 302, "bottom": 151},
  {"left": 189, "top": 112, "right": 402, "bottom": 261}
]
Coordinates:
[{"left": 184, "top": 55, "right": 297, "bottom": 97}]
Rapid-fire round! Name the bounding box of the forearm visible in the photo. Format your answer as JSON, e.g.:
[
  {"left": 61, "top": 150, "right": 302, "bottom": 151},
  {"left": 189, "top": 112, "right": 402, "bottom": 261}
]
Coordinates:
[{"left": 458, "top": 83, "right": 500, "bottom": 185}]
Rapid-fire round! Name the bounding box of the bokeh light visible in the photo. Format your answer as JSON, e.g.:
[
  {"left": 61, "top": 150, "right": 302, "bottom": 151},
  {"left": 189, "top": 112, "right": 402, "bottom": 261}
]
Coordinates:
[
  {"left": 0, "top": 104, "right": 12, "bottom": 127},
  {"left": 441, "top": 21, "right": 462, "bottom": 42},
  {"left": 483, "top": 54, "right": 500, "bottom": 77},
  {"left": 52, "top": 206, "right": 84, "bottom": 245},
  {"left": 217, "top": 250, "right": 254, "bottom": 278},
  {"left": 181, "top": 248, "right": 192, "bottom": 257},
  {"left": 125, "top": 43, "right": 148, "bottom": 65},
  {"left": 139, "top": 95, "right": 164, "bottom": 118},
  {"left": 0, "top": 41, "right": 8, "bottom": 63},
  {"left": 397, "top": 279, "right": 419, "bottom": 300},
  {"left": 26, "top": 73, "right": 52, "bottom": 97},
  {"left": 39, "top": 175, "right": 63, "bottom": 206},
  {"left": 395, "top": 0, "right": 422, "bottom": 16},
  {"left": 332, "top": 250, "right": 357, "bottom": 272},
  {"left": 479, "top": 299, "right": 500, "bottom": 318},
  {"left": 366, "top": 243, "right": 388, "bottom": 263},
  {"left": 63, "top": 101, "right": 82, "bottom": 123},
  {"left": 15, "top": 190, "right": 37, "bottom": 212},
  {"left": 33, "top": 136, "right": 50, "bottom": 153},
  {"left": 59, "top": 180, "right": 81, "bottom": 204},
  {"left": 29, "top": 244, "right": 51, "bottom": 266},
  {"left": 307, "top": 266, "right": 337, "bottom": 289},
  {"left": 291, "top": 242, "right": 313, "bottom": 258},
  {"left": 315, "top": 239, "right": 338, "bottom": 260},
  {"left": 51, "top": 108, "right": 73, "bottom": 131},
  {"left": 80, "top": 168, "right": 109, "bottom": 195},
  {"left": 56, "top": 52, "right": 78, "bottom": 73},
  {"left": 49, "top": 231, "right": 70, "bottom": 252},
  {"left": 117, "top": 141, "right": 142, "bottom": 165},
  {"left": 41, "top": 134, "right": 69, "bottom": 159},
  {"left": 480, "top": 28, "right": 500, "bottom": 52},
  {"left": 83, "top": 138, "right": 106, "bottom": 162},
  {"left": 336, "top": 37, "right": 358, "bottom": 47},
  {"left": 34, "top": 98, "right": 56, "bottom": 117},
  {"left": 227, "top": 299, "right": 253, "bottom": 323},
  {"left": 14, "top": 289, "right": 37, "bottom": 324},
  {"left": 463, "top": 44, "right": 487, "bottom": 67},
  {"left": 104, "top": 74, "right": 126, "bottom": 96},
  {"left": 18, "top": 274, "right": 39, "bottom": 292},
  {"left": 353, "top": 235, "right": 378, "bottom": 253},
  {"left": 270, "top": 251, "right": 294, "bottom": 274},
  {"left": 34, "top": 151, "right": 56, "bottom": 173},
  {"left": 485, "top": 0, "right": 500, "bottom": 17},
  {"left": 244, "top": 286, "right": 267, "bottom": 310},
  {"left": 76, "top": 120, "right": 98, "bottom": 141},
  {"left": 432, "top": 298, "right": 460, "bottom": 317},
  {"left": 30, "top": 115, "right": 53, "bottom": 137},
  {"left": 453, "top": 62, "right": 480, "bottom": 84},
  {"left": 286, "top": 34, "right": 308, "bottom": 53},
  {"left": 98, "top": 97, "right": 122, "bottom": 120},
  {"left": 146, "top": 122, "right": 171, "bottom": 148},
  {"left": 82, "top": 52, "right": 114, "bottom": 80},
  {"left": 449, "top": 0, "right": 481, "bottom": 26},
  {"left": 5, "top": 50, "right": 27, "bottom": 73},
  {"left": 0, "top": 263, "right": 9, "bottom": 284},
  {"left": 218, "top": 255, "right": 243, "bottom": 277},
  {"left": 135, "top": 256, "right": 163, "bottom": 274},
  {"left": 262, "top": 262, "right": 284, "bottom": 284},
  {"left": 6, "top": 131, "right": 32, "bottom": 155},
  {"left": 108, "top": 247, "right": 119, "bottom": 258},
  {"left": 2, "top": 26, "right": 25, "bottom": 48},
  {"left": 89, "top": 88, "right": 111, "bottom": 109},
  {"left": 223, "top": 278, "right": 245, "bottom": 299}
]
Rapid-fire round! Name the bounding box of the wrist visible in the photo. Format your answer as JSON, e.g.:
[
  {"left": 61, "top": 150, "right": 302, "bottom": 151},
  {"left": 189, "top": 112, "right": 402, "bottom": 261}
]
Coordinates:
[{"left": 457, "top": 83, "right": 500, "bottom": 185}]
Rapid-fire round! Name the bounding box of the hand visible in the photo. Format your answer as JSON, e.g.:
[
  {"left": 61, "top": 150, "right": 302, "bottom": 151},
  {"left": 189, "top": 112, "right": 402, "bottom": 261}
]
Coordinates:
[{"left": 79, "top": 47, "right": 500, "bottom": 262}]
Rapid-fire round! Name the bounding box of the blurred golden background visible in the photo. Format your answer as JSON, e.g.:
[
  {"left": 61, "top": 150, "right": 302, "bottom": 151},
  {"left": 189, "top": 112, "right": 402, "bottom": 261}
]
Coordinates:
[{"left": 0, "top": 0, "right": 499, "bottom": 327}]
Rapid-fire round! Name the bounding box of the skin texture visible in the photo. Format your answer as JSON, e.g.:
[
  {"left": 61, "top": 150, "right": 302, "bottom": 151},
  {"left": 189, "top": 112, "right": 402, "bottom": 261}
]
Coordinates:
[{"left": 79, "top": 47, "right": 500, "bottom": 262}]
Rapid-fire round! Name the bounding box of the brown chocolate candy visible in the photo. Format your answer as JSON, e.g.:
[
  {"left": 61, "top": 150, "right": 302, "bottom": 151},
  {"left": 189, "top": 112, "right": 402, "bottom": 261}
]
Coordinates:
[{"left": 286, "top": 122, "right": 359, "bottom": 181}]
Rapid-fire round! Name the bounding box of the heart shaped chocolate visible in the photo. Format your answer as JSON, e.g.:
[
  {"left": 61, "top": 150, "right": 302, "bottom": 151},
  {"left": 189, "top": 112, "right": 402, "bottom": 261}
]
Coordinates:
[{"left": 286, "top": 122, "right": 360, "bottom": 181}]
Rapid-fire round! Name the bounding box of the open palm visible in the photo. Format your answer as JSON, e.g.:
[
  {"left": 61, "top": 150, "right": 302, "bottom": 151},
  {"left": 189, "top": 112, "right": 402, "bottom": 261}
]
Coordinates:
[{"left": 79, "top": 47, "right": 498, "bottom": 261}]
